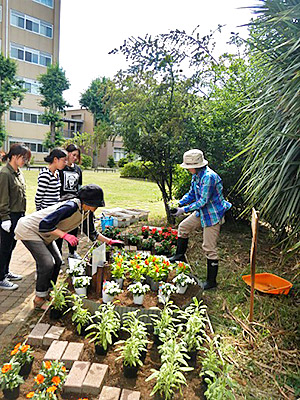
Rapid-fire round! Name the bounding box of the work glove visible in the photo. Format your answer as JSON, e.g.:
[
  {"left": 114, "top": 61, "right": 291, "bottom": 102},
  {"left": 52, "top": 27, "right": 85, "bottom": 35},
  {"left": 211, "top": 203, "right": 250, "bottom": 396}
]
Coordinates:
[
  {"left": 1, "top": 220, "right": 12, "bottom": 232},
  {"left": 108, "top": 239, "right": 124, "bottom": 247},
  {"left": 62, "top": 233, "right": 79, "bottom": 247},
  {"left": 173, "top": 207, "right": 185, "bottom": 217}
]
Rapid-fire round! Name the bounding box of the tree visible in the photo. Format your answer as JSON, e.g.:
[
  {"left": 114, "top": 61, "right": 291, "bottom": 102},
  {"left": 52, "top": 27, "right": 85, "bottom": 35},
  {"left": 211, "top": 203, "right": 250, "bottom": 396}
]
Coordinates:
[
  {"left": 240, "top": 0, "right": 300, "bottom": 251},
  {"left": 0, "top": 53, "right": 25, "bottom": 147},
  {"left": 38, "top": 63, "right": 70, "bottom": 147}
]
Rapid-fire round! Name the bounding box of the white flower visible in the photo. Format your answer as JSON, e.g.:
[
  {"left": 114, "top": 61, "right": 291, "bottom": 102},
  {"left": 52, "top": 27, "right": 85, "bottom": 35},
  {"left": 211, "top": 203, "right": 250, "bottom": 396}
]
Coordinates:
[
  {"left": 73, "top": 275, "right": 91, "bottom": 288},
  {"left": 172, "top": 273, "right": 196, "bottom": 287},
  {"left": 128, "top": 282, "right": 150, "bottom": 296},
  {"left": 66, "top": 260, "right": 86, "bottom": 277},
  {"left": 159, "top": 282, "right": 178, "bottom": 297},
  {"left": 103, "top": 281, "right": 122, "bottom": 296}
]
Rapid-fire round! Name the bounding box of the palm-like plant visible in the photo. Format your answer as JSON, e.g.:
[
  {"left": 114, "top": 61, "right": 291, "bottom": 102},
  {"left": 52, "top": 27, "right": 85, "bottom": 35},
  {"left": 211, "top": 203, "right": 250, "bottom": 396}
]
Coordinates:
[{"left": 240, "top": 0, "right": 300, "bottom": 252}]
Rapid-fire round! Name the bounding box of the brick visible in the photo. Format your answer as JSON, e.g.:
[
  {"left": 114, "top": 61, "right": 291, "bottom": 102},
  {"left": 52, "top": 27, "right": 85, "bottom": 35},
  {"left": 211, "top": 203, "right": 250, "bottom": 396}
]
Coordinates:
[
  {"left": 44, "top": 340, "right": 68, "bottom": 362},
  {"left": 27, "top": 323, "right": 50, "bottom": 346},
  {"left": 43, "top": 326, "right": 65, "bottom": 348},
  {"left": 99, "top": 386, "right": 121, "bottom": 400},
  {"left": 120, "top": 389, "right": 140, "bottom": 400},
  {"left": 82, "top": 363, "right": 108, "bottom": 395},
  {"left": 63, "top": 361, "right": 90, "bottom": 394},
  {"left": 61, "top": 342, "right": 84, "bottom": 368}
]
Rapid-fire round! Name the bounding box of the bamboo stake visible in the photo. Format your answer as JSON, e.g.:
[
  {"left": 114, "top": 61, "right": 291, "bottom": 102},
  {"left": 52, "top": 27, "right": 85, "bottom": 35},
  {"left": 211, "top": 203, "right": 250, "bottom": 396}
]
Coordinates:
[{"left": 249, "top": 208, "right": 259, "bottom": 322}]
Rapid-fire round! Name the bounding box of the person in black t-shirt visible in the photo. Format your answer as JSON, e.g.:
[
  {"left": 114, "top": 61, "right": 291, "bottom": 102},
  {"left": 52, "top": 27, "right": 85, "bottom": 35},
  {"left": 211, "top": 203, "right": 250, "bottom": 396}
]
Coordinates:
[{"left": 57, "top": 144, "right": 83, "bottom": 259}]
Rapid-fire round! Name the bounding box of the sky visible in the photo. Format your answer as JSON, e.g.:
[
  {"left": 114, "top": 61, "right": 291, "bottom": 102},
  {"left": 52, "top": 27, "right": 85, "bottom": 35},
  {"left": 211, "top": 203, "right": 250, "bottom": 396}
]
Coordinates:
[{"left": 59, "top": 0, "right": 256, "bottom": 108}]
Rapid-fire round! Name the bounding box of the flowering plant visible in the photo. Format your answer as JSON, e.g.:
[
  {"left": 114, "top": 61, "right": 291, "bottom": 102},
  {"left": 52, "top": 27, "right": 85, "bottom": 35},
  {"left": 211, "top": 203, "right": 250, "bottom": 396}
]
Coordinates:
[
  {"left": 0, "top": 361, "right": 24, "bottom": 389},
  {"left": 175, "top": 261, "right": 191, "bottom": 275},
  {"left": 141, "top": 236, "right": 155, "bottom": 250},
  {"left": 158, "top": 283, "right": 178, "bottom": 303},
  {"left": 73, "top": 276, "right": 92, "bottom": 289},
  {"left": 172, "top": 273, "right": 196, "bottom": 287},
  {"left": 26, "top": 389, "right": 58, "bottom": 399},
  {"left": 10, "top": 342, "right": 34, "bottom": 365},
  {"left": 111, "top": 260, "right": 126, "bottom": 280},
  {"left": 33, "top": 360, "right": 67, "bottom": 391},
  {"left": 66, "top": 259, "right": 86, "bottom": 277},
  {"left": 141, "top": 225, "right": 150, "bottom": 238},
  {"left": 128, "top": 259, "right": 146, "bottom": 282},
  {"left": 103, "top": 281, "right": 122, "bottom": 296},
  {"left": 146, "top": 256, "right": 171, "bottom": 282},
  {"left": 128, "top": 282, "right": 150, "bottom": 296}
]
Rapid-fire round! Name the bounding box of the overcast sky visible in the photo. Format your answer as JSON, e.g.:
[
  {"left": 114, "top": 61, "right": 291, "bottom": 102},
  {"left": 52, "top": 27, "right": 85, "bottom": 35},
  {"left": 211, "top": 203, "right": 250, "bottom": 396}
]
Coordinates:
[{"left": 59, "top": 0, "right": 256, "bottom": 108}]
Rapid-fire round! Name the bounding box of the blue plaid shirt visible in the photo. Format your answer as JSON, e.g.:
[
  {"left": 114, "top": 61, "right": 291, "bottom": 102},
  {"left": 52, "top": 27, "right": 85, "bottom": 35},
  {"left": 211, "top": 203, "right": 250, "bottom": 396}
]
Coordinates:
[{"left": 179, "top": 166, "right": 232, "bottom": 227}]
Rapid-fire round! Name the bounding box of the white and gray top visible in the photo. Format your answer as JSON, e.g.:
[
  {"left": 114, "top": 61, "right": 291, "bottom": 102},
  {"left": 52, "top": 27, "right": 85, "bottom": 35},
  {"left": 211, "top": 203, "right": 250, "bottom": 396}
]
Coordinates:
[{"left": 35, "top": 167, "right": 61, "bottom": 211}]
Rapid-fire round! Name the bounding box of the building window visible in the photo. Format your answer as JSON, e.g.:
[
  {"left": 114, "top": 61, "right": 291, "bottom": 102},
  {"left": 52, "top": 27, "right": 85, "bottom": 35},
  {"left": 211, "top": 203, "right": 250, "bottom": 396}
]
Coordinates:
[
  {"left": 113, "top": 147, "right": 126, "bottom": 162},
  {"left": 20, "top": 78, "right": 41, "bottom": 95},
  {"left": 10, "top": 43, "right": 52, "bottom": 67},
  {"left": 0, "top": 5, "right": 2, "bottom": 22},
  {"left": 11, "top": 10, "right": 53, "bottom": 39},
  {"left": 9, "top": 108, "right": 48, "bottom": 125},
  {"left": 9, "top": 140, "right": 48, "bottom": 153},
  {"left": 33, "top": 0, "right": 54, "bottom": 9}
]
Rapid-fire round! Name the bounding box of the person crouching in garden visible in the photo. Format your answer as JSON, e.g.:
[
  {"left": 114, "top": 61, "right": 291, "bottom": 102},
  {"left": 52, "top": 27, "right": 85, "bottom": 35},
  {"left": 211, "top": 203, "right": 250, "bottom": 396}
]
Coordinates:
[
  {"left": 0, "top": 144, "right": 31, "bottom": 290},
  {"left": 169, "top": 149, "right": 232, "bottom": 290},
  {"left": 15, "top": 184, "right": 123, "bottom": 308}
]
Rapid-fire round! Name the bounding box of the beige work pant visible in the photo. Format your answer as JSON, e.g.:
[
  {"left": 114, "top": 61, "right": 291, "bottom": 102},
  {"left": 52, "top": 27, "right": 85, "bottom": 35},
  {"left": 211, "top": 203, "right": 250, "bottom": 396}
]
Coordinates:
[{"left": 178, "top": 211, "right": 221, "bottom": 260}]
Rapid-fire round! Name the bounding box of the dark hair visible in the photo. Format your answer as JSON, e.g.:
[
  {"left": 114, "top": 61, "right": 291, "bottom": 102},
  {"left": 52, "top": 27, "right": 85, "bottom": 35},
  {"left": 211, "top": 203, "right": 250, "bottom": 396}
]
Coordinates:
[
  {"left": 44, "top": 148, "right": 67, "bottom": 163},
  {"left": 2, "top": 143, "right": 31, "bottom": 162},
  {"left": 65, "top": 143, "right": 81, "bottom": 163}
]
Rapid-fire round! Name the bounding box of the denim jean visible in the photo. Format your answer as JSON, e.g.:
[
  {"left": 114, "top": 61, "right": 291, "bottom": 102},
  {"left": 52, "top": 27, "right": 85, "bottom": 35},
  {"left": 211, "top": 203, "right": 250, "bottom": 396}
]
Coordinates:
[
  {"left": 0, "top": 212, "right": 24, "bottom": 281},
  {"left": 22, "top": 240, "right": 62, "bottom": 298}
]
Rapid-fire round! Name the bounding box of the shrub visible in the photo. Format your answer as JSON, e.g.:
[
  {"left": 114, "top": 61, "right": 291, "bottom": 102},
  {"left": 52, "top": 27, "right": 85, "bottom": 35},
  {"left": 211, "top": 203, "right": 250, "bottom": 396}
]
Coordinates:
[
  {"left": 120, "top": 160, "right": 153, "bottom": 180},
  {"left": 107, "top": 155, "right": 116, "bottom": 168},
  {"left": 172, "top": 165, "right": 191, "bottom": 199},
  {"left": 118, "top": 154, "right": 134, "bottom": 168},
  {"left": 81, "top": 154, "right": 92, "bottom": 169}
]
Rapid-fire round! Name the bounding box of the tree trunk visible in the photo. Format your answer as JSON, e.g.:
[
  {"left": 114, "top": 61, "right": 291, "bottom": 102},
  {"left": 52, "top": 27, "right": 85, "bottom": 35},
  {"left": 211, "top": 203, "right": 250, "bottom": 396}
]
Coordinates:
[
  {"left": 160, "top": 180, "right": 175, "bottom": 225},
  {"left": 92, "top": 150, "right": 98, "bottom": 168},
  {"left": 50, "top": 122, "right": 56, "bottom": 143}
]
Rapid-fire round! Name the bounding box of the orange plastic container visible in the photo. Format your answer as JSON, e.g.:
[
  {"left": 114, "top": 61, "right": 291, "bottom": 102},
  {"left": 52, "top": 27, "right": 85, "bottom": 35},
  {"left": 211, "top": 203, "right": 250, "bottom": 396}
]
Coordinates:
[{"left": 242, "top": 273, "right": 292, "bottom": 295}]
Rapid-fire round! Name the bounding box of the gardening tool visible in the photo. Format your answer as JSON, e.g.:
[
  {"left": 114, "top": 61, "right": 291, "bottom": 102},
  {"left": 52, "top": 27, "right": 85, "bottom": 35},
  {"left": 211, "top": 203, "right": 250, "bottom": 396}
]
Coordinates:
[{"left": 249, "top": 208, "right": 259, "bottom": 322}]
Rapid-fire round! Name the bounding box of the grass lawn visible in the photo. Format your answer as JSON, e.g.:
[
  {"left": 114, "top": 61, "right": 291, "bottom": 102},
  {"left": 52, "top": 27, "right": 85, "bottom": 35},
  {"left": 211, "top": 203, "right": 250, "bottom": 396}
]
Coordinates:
[{"left": 23, "top": 169, "right": 165, "bottom": 218}]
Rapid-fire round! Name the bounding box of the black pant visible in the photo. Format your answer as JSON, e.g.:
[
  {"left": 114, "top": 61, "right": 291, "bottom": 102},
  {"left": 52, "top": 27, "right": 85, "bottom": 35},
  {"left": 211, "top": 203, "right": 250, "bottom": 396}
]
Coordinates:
[
  {"left": 56, "top": 227, "right": 78, "bottom": 256},
  {"left": 0, "top": 212, "right": 24, "bottom": 281}
]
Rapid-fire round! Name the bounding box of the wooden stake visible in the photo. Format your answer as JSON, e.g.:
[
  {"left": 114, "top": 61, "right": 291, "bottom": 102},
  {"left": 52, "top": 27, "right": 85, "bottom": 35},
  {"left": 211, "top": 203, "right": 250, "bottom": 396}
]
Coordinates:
[{"left": 249, "top": 208, "right": 259, "bottom": 322}]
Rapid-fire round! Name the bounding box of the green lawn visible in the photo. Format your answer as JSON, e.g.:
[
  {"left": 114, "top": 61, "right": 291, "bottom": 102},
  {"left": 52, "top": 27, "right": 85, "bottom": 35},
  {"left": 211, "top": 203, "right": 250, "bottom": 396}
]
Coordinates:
[{"left": 23, "top": 170, "right": 165, "bottom": 219}]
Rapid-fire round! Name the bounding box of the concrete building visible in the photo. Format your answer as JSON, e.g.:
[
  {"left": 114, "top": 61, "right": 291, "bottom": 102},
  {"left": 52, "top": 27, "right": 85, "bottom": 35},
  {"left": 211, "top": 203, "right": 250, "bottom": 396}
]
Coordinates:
[
  {"left": 63, "top": 108, "right": 126, "bottom": 167},
  {"left": 0, "top": 0, "right": 60, "bottom": 161}
]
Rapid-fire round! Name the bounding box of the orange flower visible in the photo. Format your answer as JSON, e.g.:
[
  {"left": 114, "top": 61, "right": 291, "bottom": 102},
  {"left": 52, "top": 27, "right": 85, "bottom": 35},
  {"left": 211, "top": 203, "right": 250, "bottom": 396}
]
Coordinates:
[
  {"left": 21, "top": 344, "right": 30, "bottom": 353},
  {"left": 10, "top": 348, "right": 18, "bottom": 356},
  {"left": 44, "top": 361, "right": 52, "bottom": 369},
  {"left": 26, "top": 392, "right": 35, "bottom": 398},
  {"left": 61, "top": 366, "right": 66, "bottom": 372},
  {"left": 14, "top": 343, "right": 21, "bottom": 349},
  {"left": 35, "top": 374, "right": 45, "bottom": 384},
  {"left": 1, "top": 364, "right": 12, "bottom": 373},
  {"left": 51, "top": 376, "right": 61, "bottom": 386},
  {"left": 46, "top": 386, "right": 57, "bottom": 393}
]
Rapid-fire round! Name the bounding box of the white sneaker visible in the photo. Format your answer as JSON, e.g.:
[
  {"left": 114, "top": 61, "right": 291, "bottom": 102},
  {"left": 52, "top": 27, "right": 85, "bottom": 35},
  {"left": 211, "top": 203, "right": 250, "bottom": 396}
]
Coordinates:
[
  {"left": 68, "top": 252, "right": 82, "bottom": 260},
  {"left": 0, "top": 278, "right": 19, "bottom": 290},
  {"left": 5, "top": 272, "right": 23, "bottom": 281}
]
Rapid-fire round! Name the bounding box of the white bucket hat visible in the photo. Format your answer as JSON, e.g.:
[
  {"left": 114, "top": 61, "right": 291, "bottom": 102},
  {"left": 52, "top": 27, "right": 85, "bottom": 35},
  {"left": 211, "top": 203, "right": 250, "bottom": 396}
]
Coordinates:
[{"left": 180, "top": 149, "right": 208, "bottom": 169}]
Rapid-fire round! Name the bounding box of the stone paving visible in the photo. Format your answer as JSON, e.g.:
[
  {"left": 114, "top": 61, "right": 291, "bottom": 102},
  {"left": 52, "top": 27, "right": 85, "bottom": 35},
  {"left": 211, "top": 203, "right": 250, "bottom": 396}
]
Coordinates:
[{"left": 0, "top": 240, "right": 36, "bottom": 346}]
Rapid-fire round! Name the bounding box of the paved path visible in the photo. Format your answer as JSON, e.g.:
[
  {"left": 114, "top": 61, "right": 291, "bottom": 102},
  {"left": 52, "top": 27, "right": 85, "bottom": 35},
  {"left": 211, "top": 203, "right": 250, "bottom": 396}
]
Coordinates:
[{"left": 0, "top": 241, "right": 36, "bottom": 347}]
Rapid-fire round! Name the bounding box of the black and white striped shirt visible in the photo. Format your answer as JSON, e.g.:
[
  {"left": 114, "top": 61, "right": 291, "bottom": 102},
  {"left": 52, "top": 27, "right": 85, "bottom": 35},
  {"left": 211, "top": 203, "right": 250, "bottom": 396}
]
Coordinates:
[{"left": 35, "top": 168, "right": 61, "bottom": 211}]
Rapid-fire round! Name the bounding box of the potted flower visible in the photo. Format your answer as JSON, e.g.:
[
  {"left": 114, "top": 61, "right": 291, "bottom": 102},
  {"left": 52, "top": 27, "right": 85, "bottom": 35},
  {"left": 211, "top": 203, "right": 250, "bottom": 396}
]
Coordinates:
[
  {"left": 66, "top": 259, "right": 86, "bottom": 283},
  {"left": 102, "top": 281, "right": 122, "bottom": 303},
  {"left": 33, "top": 360, "right": 67, "bottom": 394},
  {"left": 128, "top": 282, "right": 150, "bottom": 305},
  {"left": 172, "top": 273, "right": 196, "bottom": 294},
  {"left": 141, "top": 236, "right": 155, "bottom": 251},
  {"left": 49, "top": 281, "right": 69, "bottom": 320},
  {"left": 141, "top": 225, "right": 150, "bottom": 238},
  {"left": 111, "top": 260, "right": 126, "bottom": 288},
  {"left": 158, "top": 283, "right": 178, "bottom": 304},
  {"left": 128, "top": 259, "right": 146, "bottom": 282},
  {"left": 175, "top": 260, "right": 191, "bottom": 275},
  {"left": 72, "top": 276, "right": 91, "bottom": 297},
  {"left": 146, "top": 256, "right": 170, "bottom": 291},
  {"left": 10, "top": 342, "right": 34, "bottom": 378},
  {"left": 151, "top": 303, "right": 180, "bottom": 346},
  {"left": 67, "top": 294, "right": 92, "bottom": 336},
  {"left": 86, "top": 303, "right": 121, "bottom": 355},
  {"left": 0, "top": 362, "right": 24, "bottom": 399}
]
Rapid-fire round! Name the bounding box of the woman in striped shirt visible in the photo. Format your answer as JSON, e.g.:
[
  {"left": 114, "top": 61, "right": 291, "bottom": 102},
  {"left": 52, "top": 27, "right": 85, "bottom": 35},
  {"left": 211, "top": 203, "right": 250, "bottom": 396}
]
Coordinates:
[{"left": 35, "top": 149, "right": 67, "bottom": 211}]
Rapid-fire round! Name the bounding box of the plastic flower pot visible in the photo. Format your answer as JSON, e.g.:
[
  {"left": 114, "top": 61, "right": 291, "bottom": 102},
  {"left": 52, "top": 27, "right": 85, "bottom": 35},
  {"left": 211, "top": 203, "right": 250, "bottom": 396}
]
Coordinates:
[
  {"left": 49, "top": 307, "right": 65, "bottom": 320},
  {"left": 153, "top": 333, "right": 163, "bottom": 347},
  {"left": 114, "top": 278, "right": 124, "bottom": 289},
  {"left": 133, "top": 294, "right": 144, "bottom": 305},
  {"left": 123, "top": 363, "right": 139, "bottom": 379},
  {"left": 75, "top": 287, "right": 87, "bottom": 297},
  {"left": 102, "top": 292, "right": 114, "bottom": 303},
  {"left": 19, "top": 359, "right": 33, "bottom": 378},
  {"left": 3, "top": 386, "right": 20, "bottom": 400},
  {"left": 177, "top": 284, "right": 187, "bottom": 294},
  {"left": 187, "top": 350, "right": 198, "bottom": 367},
  {"left": 149, "top": 278, "right": 160, "bottom": 292},
  {"left": 95, "top": 343, "right": 109, "bottom": 356}
]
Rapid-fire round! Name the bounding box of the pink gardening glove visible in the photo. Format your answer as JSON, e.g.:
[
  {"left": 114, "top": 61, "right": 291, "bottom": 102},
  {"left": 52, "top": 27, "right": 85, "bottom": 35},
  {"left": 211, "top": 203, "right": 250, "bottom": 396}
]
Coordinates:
[
  {"left": 62, "top": 233, "right": 79, "bottom": 247},
  {"left": 108, "top": 239, "right": 124, "bottom": 247}
]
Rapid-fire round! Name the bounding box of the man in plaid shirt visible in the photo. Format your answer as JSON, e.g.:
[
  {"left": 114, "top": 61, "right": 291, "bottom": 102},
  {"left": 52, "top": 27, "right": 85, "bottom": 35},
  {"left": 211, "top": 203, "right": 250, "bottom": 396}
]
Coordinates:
[{"left": 170, "top": 149, "right": 232, "bottom": 289}]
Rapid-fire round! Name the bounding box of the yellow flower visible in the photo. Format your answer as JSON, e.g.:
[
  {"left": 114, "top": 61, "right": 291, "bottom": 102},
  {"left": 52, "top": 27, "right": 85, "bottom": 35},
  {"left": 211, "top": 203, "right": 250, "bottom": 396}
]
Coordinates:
[
  {"left": 21, "top": 344, "right": 30, "bottom": 353},
  {"left": 14, "top": 342, "right": 21, "bottom": 349},
  {"left": 44, "top": 361, "right": 52, "bottom": 369},
  {"left": 10, "top": 348, "right": 18, "bottom": 356},
  {"left": 1, "top": 364, "right": 12, "bottom": 373},
  {"left": 35, "top": 374, "right": 45, "bottom": 384},
  {"left": 46, "top": 386, "right": 57, "bottom": 393},
  {"left": 51, "top": 376, "right": 61, "bottom": 386},
  {"left": 61, "top": 365, "right": 66, "bottom": 372},
  {"left": 26, "top": 392, "right": 35, "bottom": 398}
]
